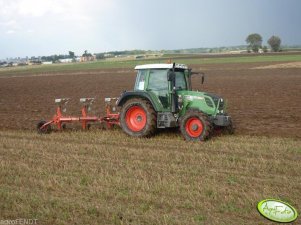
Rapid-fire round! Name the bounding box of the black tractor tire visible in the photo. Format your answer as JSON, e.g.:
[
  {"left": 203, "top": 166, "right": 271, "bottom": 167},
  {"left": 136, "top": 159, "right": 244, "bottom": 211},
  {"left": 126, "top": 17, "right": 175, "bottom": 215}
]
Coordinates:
[
  {"left": 223, "top": 119, "right": 235, "bottom": 135},
  {"left": 179, "top": 109, "right": 212, "bottom": 141},
  {"left": 120, "top": 98, "right": 156, "bottom": 137},
  {"left": 37, "top": 120, "right": 51, "bottom": 134},
  {"left": 214, "top": 118, "right": 235, "bottom": 136}
]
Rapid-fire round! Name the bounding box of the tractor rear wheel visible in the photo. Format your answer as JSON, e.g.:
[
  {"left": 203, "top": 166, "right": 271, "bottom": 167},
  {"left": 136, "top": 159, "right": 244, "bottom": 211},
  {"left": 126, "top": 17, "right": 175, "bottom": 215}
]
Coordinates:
[
  {"left": 120, "top": 98, "right": 156, "bottom": 137},
  {"left": 180, "top": 109, "right": 212, "bottom": 141}
]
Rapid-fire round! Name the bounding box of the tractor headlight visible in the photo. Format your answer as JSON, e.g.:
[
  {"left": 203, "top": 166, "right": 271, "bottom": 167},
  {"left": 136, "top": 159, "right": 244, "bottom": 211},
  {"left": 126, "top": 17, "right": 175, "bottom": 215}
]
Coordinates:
[{"left": 218, "top": 98, "right": 224, "bottom": 111}]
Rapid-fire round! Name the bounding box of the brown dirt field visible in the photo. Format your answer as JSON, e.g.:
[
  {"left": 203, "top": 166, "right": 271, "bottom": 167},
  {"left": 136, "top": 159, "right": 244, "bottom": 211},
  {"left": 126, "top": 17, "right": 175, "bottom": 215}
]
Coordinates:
[
  {"left": 253, "top": 61, "right": 301, "bottom": 69},
  {"left": 0, "top": 62, "right": 301, "bottom": 138}
]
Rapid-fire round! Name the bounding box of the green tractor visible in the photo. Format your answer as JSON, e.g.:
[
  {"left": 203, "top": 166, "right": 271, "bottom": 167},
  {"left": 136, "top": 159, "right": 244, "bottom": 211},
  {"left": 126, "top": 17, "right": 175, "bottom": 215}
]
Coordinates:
[{"left": 117, "top": 63, "right": 233, "bottom": 141}]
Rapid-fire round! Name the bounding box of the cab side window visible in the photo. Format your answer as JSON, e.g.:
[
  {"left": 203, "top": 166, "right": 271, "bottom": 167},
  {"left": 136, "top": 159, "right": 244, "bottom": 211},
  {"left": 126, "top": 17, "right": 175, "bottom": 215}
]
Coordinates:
[{"left": 134, "top": 70, "right": 147, "bottom": 90}]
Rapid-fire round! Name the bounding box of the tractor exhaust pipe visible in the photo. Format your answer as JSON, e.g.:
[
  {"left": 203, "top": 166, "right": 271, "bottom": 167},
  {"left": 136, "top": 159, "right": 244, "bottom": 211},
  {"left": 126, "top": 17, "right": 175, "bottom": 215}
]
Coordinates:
[{"left": 168, "top": 63, "right": 178, "bottom": 113}]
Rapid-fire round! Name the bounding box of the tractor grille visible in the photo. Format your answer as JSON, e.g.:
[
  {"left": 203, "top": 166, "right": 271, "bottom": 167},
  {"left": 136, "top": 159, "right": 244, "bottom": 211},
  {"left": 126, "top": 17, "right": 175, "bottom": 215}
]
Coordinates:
[
  {"left": 205, "top": 93, "right": 223, "bottom": 109},
  {"left": 212, "top": 97, "right": 219, "bottom": 107},
  {"left": 205, "top": 97, "right": 214, "bottom": 108}
]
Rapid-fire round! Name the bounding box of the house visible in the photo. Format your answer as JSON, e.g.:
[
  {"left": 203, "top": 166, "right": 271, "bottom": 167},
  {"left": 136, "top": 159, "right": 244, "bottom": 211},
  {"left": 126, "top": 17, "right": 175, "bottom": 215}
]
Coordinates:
[
  {"left": 80, "top": 55, "right": 96, "bottom": 62},
  {"left": 42, "top": 61, "right": 53, "bottom": 65},
  {"left": 59, "top": 58, "right": 73, "bottom": 63}
]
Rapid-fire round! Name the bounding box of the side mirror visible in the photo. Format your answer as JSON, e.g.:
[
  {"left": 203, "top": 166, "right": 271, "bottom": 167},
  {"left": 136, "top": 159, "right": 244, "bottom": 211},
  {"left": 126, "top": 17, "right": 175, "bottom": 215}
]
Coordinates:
[
  {"left": 191, "top": 71, "right": 205, "bottom": 84},
  {"left": 167, "top": 71, "right": 175, "bottom": 82}
]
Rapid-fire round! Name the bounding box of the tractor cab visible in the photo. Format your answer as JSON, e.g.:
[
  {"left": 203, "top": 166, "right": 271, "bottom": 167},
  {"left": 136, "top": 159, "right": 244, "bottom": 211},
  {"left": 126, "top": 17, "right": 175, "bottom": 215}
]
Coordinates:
[
  {"left": 133, "top": 64, "right": 191, "bottom": 110},
  {"left": 134, "top": 64, "right": 189, "bottom": 91}
]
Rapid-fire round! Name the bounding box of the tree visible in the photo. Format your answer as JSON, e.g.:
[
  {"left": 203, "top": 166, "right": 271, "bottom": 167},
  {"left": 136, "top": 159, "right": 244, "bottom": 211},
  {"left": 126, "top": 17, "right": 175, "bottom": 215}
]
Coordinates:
[
  {"left": 69, "top": 51, "right": 75, "bottom": 58},
  {"left": 268, "top": 35, "right": 281, "bottom": 52},
  {"left": 262, "top": 46, "right": 268, "bottom": 53},
  {"left": 82, "top": 50, "right": 92, "bottom": 57},
  {"left": 95, "top": 53, "right": 104, "bottom": 60},
  {"left": 246, "top": 33, "right": 262, "bottom": 53}
]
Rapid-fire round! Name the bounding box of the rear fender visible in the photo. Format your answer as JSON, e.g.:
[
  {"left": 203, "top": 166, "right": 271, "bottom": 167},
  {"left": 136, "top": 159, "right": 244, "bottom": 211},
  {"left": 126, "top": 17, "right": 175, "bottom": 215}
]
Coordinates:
[{"left": 117, "top": 91, "right": 160, "bottom": 111}]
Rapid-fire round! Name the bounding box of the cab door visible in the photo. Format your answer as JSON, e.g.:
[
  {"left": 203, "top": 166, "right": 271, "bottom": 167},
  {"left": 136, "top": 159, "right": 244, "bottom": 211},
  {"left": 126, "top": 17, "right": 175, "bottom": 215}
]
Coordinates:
[{"left": 146, "top": 69, "right": 170, "bottom": 109}]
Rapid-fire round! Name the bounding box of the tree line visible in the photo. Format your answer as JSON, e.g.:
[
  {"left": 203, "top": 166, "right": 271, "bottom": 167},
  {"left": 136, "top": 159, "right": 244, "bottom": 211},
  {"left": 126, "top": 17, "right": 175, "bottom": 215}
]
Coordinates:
[
  {"left": 246, "top": 33, "right": 282, "bottom": 53},
  {"left": 25, "top": 35, "right": 284, "bottom": 63}
]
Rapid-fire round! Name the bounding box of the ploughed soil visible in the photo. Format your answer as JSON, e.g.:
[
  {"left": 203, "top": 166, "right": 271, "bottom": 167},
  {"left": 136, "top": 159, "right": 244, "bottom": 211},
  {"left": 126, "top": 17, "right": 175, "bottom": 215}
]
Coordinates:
[{"left": 0, "top": 61, "right": 300, "bottom": 138}]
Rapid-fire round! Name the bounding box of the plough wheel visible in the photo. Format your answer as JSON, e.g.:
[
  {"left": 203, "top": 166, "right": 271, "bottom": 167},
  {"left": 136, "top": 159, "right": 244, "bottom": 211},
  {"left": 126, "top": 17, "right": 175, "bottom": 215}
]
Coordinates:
[{"left": 37, "top": 120, "right": 52, "bottom": 134}]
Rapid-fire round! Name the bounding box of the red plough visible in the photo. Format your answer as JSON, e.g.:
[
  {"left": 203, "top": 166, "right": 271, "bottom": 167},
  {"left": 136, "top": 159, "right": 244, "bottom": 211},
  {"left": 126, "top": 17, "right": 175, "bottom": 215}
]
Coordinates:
[{"left": 37, "top": 97, "right": 120, "bottom": 133}]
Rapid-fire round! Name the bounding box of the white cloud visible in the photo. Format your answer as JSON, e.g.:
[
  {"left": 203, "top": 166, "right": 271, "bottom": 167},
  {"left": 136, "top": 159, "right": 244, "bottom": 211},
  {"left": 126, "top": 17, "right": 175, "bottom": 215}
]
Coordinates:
[
  {"left": 0, "top": 0, "right": 113, "bottom": 19},
  {"left": 1, "top": 20, "right": 17, "bottom": 27},
  {"left": 0, "top": 20, "right": 19, "bottom": 34},
  {"left": 16, "top": 0, "right": 64, "bottom": 17},
  {"left": 0, "top": 0, "right": 114, "bottom": 38},
  {"left": 6, "top": 30, "right": 16, "bottom": 34},
  {"left": 0, "top": 0, "right": 67, "bottom": 18},
  {"left": 26, "top": 29, "right": 34, "bottom": 33},
  {"left": 0, "top": 0, "right": 114, "bottom": 28},
  {"left": 0, "top": 0, "right": 118, "bottom": 57}
]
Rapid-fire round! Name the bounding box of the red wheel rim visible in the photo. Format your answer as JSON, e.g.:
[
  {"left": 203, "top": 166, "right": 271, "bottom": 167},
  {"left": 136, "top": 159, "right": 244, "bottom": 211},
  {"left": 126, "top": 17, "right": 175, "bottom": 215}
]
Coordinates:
[
  {"left": 125, "top": 106, "right": 147, "bottom": 132},
  {"left": 185, "top": 117, "right": 203, "bottom": 138}
]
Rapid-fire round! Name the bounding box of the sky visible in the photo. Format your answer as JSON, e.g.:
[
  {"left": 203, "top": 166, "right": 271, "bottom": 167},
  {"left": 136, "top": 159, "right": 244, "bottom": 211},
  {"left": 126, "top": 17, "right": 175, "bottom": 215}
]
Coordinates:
[{"left": 0, "top": 0, "right": 301, "bottom": 59}]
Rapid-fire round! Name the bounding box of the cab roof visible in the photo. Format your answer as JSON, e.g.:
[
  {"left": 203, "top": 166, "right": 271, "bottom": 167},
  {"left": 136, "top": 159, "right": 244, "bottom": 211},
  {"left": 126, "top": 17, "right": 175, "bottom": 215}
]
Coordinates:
[{"left": 135, "top": 63, "right": 188, "bottom": 70}]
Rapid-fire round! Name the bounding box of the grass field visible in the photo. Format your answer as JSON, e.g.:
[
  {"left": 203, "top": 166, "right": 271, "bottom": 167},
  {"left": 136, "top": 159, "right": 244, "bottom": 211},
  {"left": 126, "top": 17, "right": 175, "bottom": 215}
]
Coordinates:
[
  {"left": 0, "top": 130, "right": 300, "bottom": 225},
  {"left": 1, "top": 54, "right": 301, "bottom": 76}
]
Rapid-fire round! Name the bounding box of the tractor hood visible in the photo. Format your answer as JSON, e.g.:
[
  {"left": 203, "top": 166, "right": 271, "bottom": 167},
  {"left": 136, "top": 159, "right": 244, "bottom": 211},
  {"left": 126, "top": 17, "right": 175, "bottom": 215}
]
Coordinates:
[{"left": 177, "top": 90, "right": 225, "bottom": 116}]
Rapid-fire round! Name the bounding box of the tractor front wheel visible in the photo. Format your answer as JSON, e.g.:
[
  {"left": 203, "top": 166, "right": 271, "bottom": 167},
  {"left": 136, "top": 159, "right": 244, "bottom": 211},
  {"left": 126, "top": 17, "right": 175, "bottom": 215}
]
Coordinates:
[
  {"left": 120, "top": 98, "right": 156, "bottom": 137},
  {"left": 180, "top": 110, "right": 212, "bottom": 141}
]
